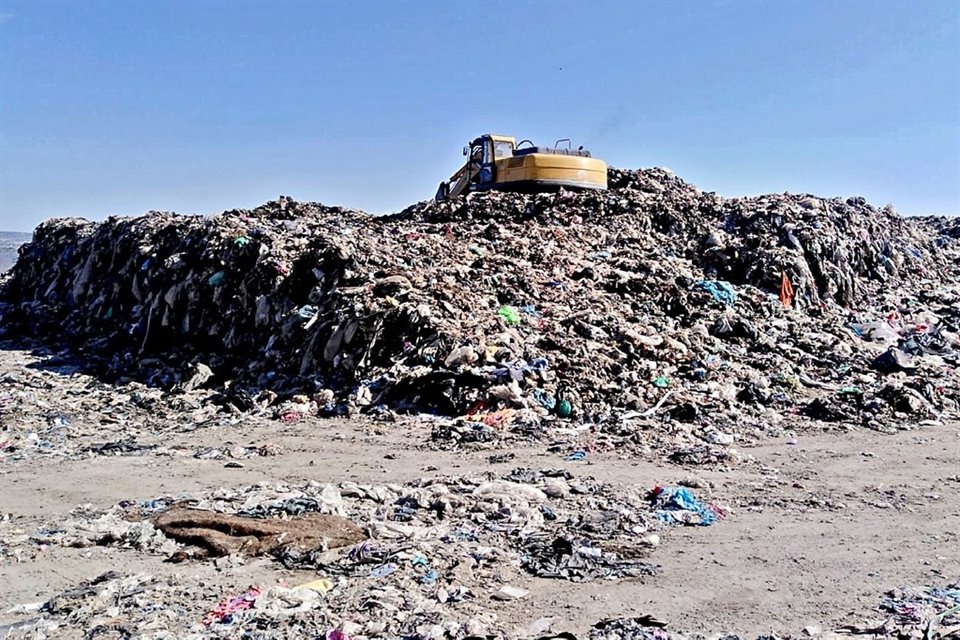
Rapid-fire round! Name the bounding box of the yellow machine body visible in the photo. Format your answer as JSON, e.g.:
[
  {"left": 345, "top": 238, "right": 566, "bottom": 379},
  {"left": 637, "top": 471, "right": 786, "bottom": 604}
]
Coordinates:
[{"left": 435, "top": 134, "right": 607, "bottom": 201}]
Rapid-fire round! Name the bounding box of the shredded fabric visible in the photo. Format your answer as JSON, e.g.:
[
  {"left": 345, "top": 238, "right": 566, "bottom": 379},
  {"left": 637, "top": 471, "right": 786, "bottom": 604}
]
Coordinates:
[
  {"left": 202, "top": 586, "right": 262, "bottom": 625},
  {"left": 649, "top": 486, "right": 721, "bottom": 526}
]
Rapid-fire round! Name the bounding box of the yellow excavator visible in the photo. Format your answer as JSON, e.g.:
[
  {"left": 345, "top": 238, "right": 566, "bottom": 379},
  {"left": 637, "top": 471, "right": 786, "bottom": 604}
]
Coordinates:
[{"left": 435, "top": 134, "right": 607, "bottom": 201}]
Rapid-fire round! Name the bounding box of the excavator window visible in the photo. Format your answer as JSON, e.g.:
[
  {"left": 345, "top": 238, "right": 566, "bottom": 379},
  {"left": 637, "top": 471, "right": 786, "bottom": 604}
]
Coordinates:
[
  {"left": 477, "top": 140, "right": 495, "bottom": 184},
  {"left": 464, "top": 143, "right": 487, "bottom": 184},
  {"left": 493, "top": 141, "right": 514, "bottom": 158}
]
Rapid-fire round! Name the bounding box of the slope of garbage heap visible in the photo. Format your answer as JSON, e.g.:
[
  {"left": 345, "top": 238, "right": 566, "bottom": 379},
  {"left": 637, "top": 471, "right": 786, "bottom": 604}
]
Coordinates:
[{"left": 1, "top": 168, "right": 957, "bottom": 430}]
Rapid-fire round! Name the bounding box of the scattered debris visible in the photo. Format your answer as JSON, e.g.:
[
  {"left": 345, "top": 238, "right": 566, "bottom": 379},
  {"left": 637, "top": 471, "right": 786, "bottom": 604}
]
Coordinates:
[{"left": 837, "top": 579, "right": 960, "bottom": 638}]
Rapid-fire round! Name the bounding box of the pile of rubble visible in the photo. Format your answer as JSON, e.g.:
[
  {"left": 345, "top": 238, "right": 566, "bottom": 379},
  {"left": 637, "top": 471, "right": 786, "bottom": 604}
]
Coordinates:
[
  {"left": 1, "top": 168, "right": 957, "bottom": 435},
  {"left": 0, "top": 346, "right": 268, "bottom": 463},
  {"left": 836, "top": 580, "right": 960, "bottom": 638},
  {"left": 1, "top": 471, "right": 723, "bottom": 638}
]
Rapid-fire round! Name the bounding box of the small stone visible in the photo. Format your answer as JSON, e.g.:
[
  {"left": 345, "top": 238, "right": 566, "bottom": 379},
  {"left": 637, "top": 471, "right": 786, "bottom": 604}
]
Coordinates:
[{"left": 492, "top": 585, "right": 529, "bottom": 601}]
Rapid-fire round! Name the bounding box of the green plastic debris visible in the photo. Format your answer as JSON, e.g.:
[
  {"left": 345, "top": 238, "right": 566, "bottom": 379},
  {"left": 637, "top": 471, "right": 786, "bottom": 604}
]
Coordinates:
[
  {"left": 208, "top": 271, "right": 226, "bottom": 286},
  {"left": 838, "top": 386, "right": 862, "bottom": 395},
  {"left": 652, "top": 376, "right": 671, "bottom": 388},
  {"left": 497, "top": 306, "right": 521, "bottom": 326},
  {"left": 234, "top": 236, "right": 251, "bottom": 247},
  {"left": 556, "top": 399, "right": 573, "bottom": 418}
]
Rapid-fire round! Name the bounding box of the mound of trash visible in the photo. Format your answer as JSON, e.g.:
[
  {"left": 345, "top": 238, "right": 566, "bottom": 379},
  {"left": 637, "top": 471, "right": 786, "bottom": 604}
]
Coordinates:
[{"left": 1, "top": 169, "right": 957, "bottom": 429}]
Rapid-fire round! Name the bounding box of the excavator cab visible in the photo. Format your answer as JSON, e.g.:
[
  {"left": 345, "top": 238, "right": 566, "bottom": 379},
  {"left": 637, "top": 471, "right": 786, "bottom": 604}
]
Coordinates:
[
  {"left": 469, "top": 138, "right": 492, "bottom": 185},
  {"left": 436, "top": 133, "right": 606, "bottom": 201},
  {"left": 466, "top": 136, "right": 509, "bottom": 186}
]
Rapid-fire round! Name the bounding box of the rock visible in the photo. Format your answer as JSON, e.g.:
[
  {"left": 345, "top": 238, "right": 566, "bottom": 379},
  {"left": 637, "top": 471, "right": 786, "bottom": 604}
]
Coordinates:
[{"left": 491, "top": 585, "right": 529, "bottom": 601}]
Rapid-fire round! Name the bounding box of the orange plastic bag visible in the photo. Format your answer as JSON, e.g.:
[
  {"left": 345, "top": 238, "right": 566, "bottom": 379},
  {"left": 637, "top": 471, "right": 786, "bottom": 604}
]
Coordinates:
[{"left": 779, "top": 272, "right": 794, "bottom": 308}]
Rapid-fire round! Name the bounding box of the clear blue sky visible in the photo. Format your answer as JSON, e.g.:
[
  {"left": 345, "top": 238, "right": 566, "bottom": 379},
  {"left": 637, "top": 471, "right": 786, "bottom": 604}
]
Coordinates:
[{"left": 0, "top": 0, "right": 957, "bottom": 231}]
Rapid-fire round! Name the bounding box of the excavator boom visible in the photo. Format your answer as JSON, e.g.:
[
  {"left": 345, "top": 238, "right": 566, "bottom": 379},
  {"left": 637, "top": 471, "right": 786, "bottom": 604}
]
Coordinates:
[{"left": 435, "top": 158, "right": 478, "bottom": 201}]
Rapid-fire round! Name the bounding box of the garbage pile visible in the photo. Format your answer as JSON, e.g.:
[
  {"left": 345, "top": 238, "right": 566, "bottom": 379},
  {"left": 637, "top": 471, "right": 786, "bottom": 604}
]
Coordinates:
[
  {"left": 0, "top": 576, "right": 681, "bottom": 640},
  {"left": 3, "top": 471, "right": 723, "bottom": 638},
  {"left": 0, "top": 346, "right": 268, "bottom": 463},
  {"left": 1, "top": 168, "right": 957, "bottom": 434}
]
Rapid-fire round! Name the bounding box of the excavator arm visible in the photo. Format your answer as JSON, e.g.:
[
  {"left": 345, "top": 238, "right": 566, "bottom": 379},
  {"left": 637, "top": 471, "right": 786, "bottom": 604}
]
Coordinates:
[
  {"left": 435, "top": 159, "right": 480, "bottom": 201},
  {"left": 435, "top": 141, "right": 487, "bottom": 201}
]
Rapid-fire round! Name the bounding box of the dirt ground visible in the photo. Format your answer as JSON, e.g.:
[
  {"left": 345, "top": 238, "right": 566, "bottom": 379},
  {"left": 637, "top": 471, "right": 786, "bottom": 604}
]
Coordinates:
[{"left": 1, "top": 345, "right": 958, "bottom": 638}]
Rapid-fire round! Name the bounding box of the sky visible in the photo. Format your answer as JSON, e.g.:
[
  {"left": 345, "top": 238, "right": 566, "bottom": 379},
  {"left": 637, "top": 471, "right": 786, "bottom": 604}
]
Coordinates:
[{"left": 0, "top": 1, "right": 958, "bottom": 231}]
